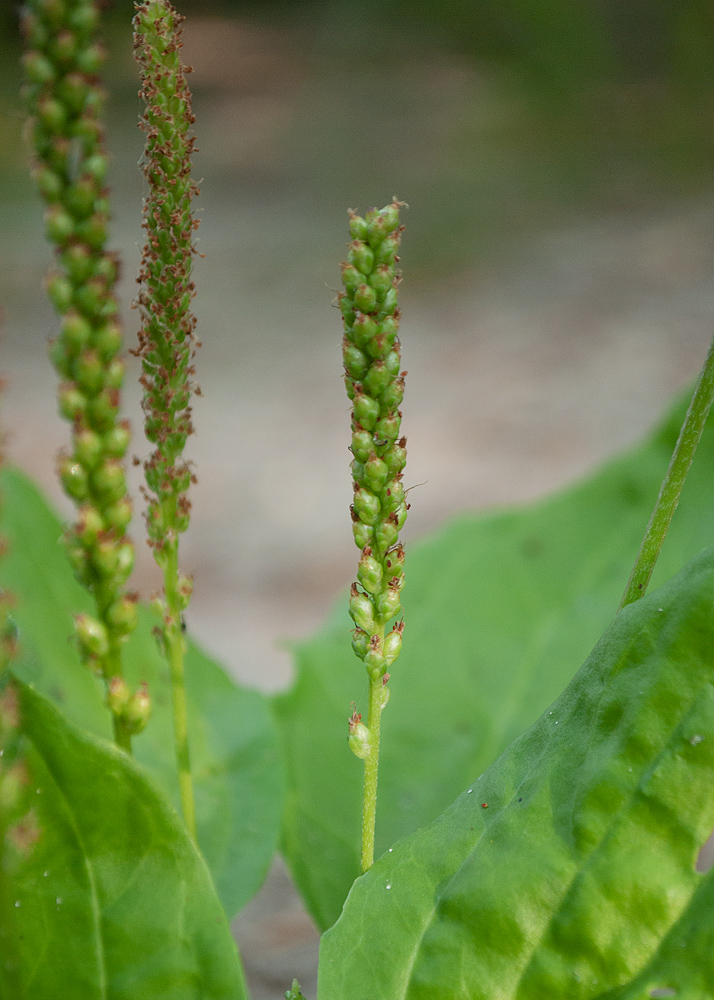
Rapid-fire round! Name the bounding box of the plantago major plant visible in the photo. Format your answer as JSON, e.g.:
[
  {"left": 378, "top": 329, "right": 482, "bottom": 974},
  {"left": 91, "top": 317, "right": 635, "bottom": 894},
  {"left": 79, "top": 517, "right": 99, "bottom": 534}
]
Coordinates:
[{"left": 5, "top": 1, "right": 714, "bottom": 997}]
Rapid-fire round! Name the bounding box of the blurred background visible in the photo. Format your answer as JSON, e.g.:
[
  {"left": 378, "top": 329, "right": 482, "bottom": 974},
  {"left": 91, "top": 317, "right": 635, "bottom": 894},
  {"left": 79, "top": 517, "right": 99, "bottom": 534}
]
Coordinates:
[{"left": 1, "top": 0, "right": 714, "bottom": 995}]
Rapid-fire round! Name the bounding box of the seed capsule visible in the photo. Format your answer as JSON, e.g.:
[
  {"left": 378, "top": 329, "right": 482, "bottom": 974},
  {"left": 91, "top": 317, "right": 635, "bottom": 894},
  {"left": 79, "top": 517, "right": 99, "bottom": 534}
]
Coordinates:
[
  {"left": 363, "top": 360, "right": 390, "bottom": 398},
  {"left": 357, "top": 548, "right": 383, "bottom": 594},
  {"left": 353, "top": 392, "right": 380, "bottom": 431},
  {"left": 353, "top": 283, "right": 377, "bottom": 314},
  {"left": 351, "top": 628, "right": 369, "bottom": 659},
  {"left": 59, "top": 457, "right": 89, "bottom": 501},
  {"left": 348, "top": 241, "right": 374, "bottom": 276},
  {"left": 349, "top": 584, "right": 375, "bottom": 632},
  {"left": 348, "top": 721, "right": 371, "bottom": 759},
  {"left": 74, "top": 614, "right": 109, "bottom": 659},
  {"left": 125, "top": 683, "right": 151, "bottom": 734},
  {"left": 363, "top": 454, "right": 389, "bottom": 491},
  {"left": 353, "top": 487, "right": 381, "bottom": 525},
  {"left": 348, "top": 212, "right": 369, "bottom": 241},
  {"left": 383, "top": 627, "right": 403, "bottom": 666}
]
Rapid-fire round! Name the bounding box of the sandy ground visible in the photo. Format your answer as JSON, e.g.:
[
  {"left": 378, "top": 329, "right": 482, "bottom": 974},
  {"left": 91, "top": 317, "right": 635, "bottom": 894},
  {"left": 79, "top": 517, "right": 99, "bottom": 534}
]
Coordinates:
[{"left": 1, "top": 15, "right": 714, "bottom": 998}]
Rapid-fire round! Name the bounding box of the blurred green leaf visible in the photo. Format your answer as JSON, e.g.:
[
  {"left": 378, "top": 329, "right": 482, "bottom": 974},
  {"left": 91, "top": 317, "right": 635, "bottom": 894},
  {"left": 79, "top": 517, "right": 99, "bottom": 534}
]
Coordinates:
[
  {"left": 2, "top": 681, "right": 247, "bottom": 999},
  {"left": 319, "top": 547, "right": 714, "bottom": 999},
  {"left": 0, "top": 465, "right": 284, "bottom": 919},
  {"left": 274, "top": 397, "right": 714, "bottom": 930}
]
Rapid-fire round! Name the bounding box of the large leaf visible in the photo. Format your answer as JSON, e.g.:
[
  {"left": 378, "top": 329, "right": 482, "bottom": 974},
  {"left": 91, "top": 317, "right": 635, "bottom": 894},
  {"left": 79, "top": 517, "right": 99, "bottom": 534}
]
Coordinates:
[
  {"left": 0, "top": 465, "right": 284, "bottom": 918},
  {"left": 319, "top": 548, "right": 714, "bottom": 999},
  {"left": 274, "top": 397, "right": 714, "bottom": 930},
  {"left": 2, "top": 681, "right": 247, "bottom": 999}
]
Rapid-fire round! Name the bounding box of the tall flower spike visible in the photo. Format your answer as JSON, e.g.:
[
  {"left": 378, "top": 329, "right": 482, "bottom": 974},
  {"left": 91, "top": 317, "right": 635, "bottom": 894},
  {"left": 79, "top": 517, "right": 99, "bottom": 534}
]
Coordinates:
[
  {"left": 20, "top": 0, "right": 139, "bottom": 752},
  {"left": 133, "top": 0, "right": 199, "bottom": 840},
  {"left": 341, "top": 200, "right": 407, "bottom": 872}
]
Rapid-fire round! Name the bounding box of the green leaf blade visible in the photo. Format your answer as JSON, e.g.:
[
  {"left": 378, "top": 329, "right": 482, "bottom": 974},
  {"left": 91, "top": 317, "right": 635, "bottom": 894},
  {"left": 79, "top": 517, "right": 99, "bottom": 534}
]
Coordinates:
[
  {"left": 6, "top": 682, "right": 247, "bottom": 1000},
  {"left": 0, "top": 464, "right": 284, "bottom": 918},
  {"left": 318, "top": 549, "right": 714, "bottom": 999}
]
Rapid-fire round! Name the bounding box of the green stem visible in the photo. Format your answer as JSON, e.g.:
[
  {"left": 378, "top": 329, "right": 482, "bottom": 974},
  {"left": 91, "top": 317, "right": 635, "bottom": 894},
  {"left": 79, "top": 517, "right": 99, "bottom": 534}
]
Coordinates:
[
  {"left": 361, "top": 627, "right": 384, "bottom": 873},
  {"left": 619, "top": 332, "right": 714, "bottom": 610},
  {"left": 163, "top": 534, "right": 196, "bottom": 841}
]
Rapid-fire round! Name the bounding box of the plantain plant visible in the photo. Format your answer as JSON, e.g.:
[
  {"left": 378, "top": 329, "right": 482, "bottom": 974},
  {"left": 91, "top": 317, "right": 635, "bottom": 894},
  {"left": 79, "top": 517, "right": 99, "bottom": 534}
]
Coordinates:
[{"left": 3, "top": 1, "right": 714, "bottom": 997}]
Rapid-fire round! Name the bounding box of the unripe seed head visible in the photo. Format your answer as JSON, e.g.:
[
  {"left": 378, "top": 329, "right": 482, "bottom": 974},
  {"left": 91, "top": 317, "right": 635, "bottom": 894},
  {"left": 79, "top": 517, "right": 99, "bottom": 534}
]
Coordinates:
[{"left": 95, "top": 321, "right": 122, "bottom": 361}]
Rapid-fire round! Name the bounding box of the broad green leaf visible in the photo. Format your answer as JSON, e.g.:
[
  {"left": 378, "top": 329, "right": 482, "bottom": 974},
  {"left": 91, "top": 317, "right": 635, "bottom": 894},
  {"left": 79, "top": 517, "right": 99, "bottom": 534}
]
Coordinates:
[
  {"left": 319, "top": 548, "right": 714, "bottom": 999},
  {"left": 3, "top": 681, "right": 247, "bottom": 1000},
  {"left": 274, "top": 398, "right": 714, "bottom": 930},
  {"left": 0, "top": 465, "right": 284, "bottom": 918}
]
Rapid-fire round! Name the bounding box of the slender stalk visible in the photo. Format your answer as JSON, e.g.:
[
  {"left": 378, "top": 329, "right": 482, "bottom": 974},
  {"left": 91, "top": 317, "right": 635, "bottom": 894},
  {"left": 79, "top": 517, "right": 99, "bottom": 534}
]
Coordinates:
[
  {"left": 20, "top": 0, "right": 142, "bottom": 749},
  {"left": 163, "top": 541, "right": 196, "bottom": 839},
  {"left": 341, "top": 201, "right": 408, "bottom": 870},
  {"left": 133, "top": 0, "right": 199, "bottom": 836},
  {"left": 361, "top": 627, "right": 384, "bottom": 872},
  {"left": 619, "top": 332, "right": 714, "bottom": 610}
]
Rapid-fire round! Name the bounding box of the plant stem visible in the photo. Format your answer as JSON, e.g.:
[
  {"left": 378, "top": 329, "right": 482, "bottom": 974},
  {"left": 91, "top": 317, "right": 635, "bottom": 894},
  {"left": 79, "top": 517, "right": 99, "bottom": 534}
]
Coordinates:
[
  {"left": 619, "top": 332, "right": 714, "bottom": 610},
  {"left": 361, "top": 627, "right": 384, "bottom": 873},
  {"left": 163, "top": 536, "right": 196, "bottom": 841}
]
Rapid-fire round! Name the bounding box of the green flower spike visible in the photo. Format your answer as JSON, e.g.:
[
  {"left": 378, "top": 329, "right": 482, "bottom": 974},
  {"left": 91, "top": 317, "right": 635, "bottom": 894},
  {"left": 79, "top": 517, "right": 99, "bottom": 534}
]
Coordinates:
[
  {"left": 340, "top": 200, "right": 408, "bottom": 872},
  {"left": 21, "top": 0, "right": 138, "bottom": 753},
  {"left": 133, "top": 0, "right": 200, "bottom": 840}
]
